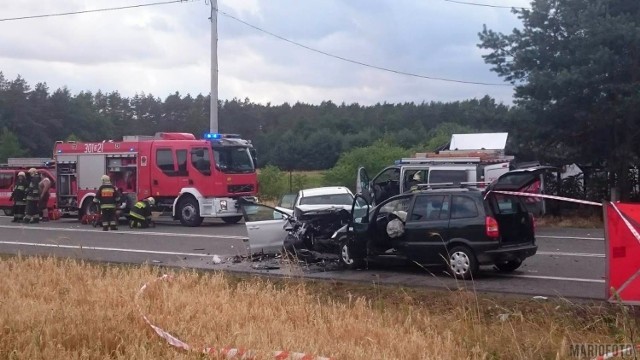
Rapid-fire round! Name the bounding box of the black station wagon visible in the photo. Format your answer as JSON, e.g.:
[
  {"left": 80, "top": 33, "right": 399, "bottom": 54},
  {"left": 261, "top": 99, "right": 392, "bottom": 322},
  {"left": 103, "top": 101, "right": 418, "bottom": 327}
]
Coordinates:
[{"left": 334, "top": 167, "right": 550, "bottom": 279}]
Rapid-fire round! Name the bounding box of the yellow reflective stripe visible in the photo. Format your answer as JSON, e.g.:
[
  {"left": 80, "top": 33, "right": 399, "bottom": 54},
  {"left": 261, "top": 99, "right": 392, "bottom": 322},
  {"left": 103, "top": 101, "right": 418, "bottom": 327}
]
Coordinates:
[{"left": 130, "top": 212, "right": 145, "bottom": 220}]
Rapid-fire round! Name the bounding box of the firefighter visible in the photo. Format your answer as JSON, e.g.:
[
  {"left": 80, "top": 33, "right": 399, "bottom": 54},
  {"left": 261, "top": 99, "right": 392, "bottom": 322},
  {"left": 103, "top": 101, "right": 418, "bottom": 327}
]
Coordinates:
[
  {"left": 23, "top": 168, "right": 41, "bottom": 223},
  {"left": 9, "top": 171, "right": 28, "bottom": 222},
  {"left": 129, "top": 197, "right": 155, "bottom": 228},
  {"left": 94, "top": 175, "right": 120, "bottom": 231},
  {"left": 408, "top": 172, "right": 422, "bottom": 192},
  {"left": 39, "top": 175, "right": 52, "bottom": 222}
]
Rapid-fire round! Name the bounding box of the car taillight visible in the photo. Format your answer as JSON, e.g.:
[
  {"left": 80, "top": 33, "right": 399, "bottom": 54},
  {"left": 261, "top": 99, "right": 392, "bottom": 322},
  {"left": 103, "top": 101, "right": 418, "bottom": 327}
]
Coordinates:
[{"left": 485, "top": 216, "right": 499, "bottom": 239}]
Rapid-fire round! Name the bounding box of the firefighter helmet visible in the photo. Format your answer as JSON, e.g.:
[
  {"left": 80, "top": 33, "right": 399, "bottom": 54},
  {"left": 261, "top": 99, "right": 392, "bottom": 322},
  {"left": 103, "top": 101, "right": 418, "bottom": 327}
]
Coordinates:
[
  {"left": 146, "top": 197, "right": 155, "bottom": 206},
  {"left": 101, "top": 175, "right": 111, "bottom": 184},
  {"left": 28, "top": 168, "right": 37, "bottom": 175},
  {"left": 18, "top": 171, "right": 26, "bottom": 177}
]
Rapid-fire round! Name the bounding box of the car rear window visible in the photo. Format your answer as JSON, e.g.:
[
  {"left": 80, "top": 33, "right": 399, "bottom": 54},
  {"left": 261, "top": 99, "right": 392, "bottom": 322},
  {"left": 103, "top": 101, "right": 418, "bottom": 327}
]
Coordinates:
[
  {"left": 451, "top": 195, "right": 478, "bottom": 219},
  {"left": 488, "top": 194, "right": 526, "bottom": 215}
]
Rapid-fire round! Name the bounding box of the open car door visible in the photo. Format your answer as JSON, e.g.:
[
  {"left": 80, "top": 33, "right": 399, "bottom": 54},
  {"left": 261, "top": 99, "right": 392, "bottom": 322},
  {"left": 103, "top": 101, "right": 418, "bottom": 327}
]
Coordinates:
[
  {"left": 487, "top": 166, "right": 556, "bottom": 192},
  {"left": 239, "top": 201, "right": 290, "bottom": 254},
  {"left": 356, "top": 167, "right": 372, "bottom": 204}
]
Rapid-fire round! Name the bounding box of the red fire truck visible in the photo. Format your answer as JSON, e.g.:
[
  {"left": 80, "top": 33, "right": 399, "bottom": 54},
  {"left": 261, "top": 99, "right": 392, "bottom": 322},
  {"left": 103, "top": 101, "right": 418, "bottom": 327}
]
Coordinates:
[
  {"left": 53, "top": 132, "right": 258, "bottom": 226},
  {"left": 0, "top": 158, "right": 57, "bottom": 216}
]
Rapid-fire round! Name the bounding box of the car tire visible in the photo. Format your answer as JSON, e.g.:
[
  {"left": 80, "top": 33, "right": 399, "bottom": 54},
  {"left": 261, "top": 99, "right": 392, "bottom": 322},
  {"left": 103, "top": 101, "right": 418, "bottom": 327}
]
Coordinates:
[
  {"left": 448, "top": 246, "right": 479, "bottom": 280},
  {"left": 339, "top": 237, "right": 364, "bottom": 270},
  {"left": 221, "top": 216, "right": 242, "bottom": 224},
  {"left": 178, "top": 197, "right": 203, "bottom": 227},
  {"left": 494, "top": 259, "right": 522, "bottom": 273},
  {"left": 3, "top": 209, "right": 14, "bottom": 216}
]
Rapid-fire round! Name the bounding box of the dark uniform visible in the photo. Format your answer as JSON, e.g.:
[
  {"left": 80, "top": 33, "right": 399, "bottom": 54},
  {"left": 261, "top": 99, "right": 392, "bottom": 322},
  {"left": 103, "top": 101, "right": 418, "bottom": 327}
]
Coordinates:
[
  {"left": 129, "top": 199, "right": 153, "bottom": 228},
  {"left": 24, "top": 172, "right": 41, "bottom": 223},
  {"left": 94, "top": 180, "right": 120, "bottom": 231},
  {"left": 10, "top": 175, "right": 28, "bottom": 222}
]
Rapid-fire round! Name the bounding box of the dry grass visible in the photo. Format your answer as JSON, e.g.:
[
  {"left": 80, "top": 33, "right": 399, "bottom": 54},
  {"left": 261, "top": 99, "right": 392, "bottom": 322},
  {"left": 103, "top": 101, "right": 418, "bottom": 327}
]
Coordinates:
[{"left": 0, "top": 256, "right": 637, "bottom": 359}]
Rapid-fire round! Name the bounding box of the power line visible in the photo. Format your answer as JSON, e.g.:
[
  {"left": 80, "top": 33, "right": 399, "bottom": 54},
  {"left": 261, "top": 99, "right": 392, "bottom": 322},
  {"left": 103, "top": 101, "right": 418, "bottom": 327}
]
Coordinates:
[
  {"left": 0, "top": 0, "right": 199, "bottom": 22},
  {"left": 0, "top": 0, "right": 512, "bottom": 87},
  {"left": 443, "top": 0, "right": 530, "bottom": 10},
  {"left": 215, "top": 8, "right": 511, "bottom": 87}
]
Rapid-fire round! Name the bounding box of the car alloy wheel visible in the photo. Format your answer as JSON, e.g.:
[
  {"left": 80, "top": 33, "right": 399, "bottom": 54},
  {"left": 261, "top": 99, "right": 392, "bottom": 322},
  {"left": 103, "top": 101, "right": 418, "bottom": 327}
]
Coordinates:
[
  {"left": 341, "top": 244, "right": 354, "bottom": 265},
  {"left": 448, "top": 246, "right": 478, "bottom": 280}
]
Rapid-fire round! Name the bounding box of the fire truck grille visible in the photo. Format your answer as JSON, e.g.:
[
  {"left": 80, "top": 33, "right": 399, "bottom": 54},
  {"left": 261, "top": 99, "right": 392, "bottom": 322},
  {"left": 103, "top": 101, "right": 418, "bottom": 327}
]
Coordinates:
[{"left": 228, "top": 184, "right": 254, "bottom": 193}]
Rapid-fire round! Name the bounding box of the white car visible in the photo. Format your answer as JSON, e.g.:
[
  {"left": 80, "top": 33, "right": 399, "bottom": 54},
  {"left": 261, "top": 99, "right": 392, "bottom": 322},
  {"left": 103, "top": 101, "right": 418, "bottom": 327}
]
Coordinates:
[
  {"left": 242, "top": 187, "right": 368, "bottom": 254},
  {"left": 275, "top": 186, "right": 360, "bottom": 217}
]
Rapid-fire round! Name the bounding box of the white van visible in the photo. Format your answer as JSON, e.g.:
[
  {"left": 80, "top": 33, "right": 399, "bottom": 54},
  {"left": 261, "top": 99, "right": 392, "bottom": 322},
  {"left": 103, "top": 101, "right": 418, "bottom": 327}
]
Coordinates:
[{"left": 356, "top": 160, "right": 511, "bottom": 206}]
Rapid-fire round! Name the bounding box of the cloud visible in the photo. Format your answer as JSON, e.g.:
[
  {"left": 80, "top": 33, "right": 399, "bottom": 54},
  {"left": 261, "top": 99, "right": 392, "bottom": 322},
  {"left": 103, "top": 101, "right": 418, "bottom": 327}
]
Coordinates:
[{"left": 0, "top": 0, "right": 530, "bottom": 105}]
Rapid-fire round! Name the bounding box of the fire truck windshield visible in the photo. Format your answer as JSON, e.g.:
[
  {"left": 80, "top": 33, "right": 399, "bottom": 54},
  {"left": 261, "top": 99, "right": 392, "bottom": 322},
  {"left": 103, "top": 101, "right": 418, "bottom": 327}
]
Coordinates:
[{"left": 213, "top": 146, "right": 255, "bottom": 173}]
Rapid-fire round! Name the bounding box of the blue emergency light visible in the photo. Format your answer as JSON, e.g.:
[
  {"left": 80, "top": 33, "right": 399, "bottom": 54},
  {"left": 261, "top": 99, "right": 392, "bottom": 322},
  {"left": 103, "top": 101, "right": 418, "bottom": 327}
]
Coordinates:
[{"left": 204, "top": 133, "right": 222, "bottom": 140}]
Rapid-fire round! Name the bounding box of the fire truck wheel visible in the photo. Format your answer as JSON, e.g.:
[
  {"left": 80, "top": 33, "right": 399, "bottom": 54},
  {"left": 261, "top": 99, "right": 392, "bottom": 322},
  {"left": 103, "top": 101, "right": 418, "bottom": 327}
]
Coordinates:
[
  {"left": 221, "top": 216, "right": 242, "bottom": 224},
  {"left": 178, "top": 197, "right": 203, "bottom": 227}
]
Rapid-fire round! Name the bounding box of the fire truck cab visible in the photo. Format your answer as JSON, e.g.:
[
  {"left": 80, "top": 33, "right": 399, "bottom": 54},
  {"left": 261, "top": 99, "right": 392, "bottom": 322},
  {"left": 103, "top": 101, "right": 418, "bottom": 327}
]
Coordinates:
[{"left": 53, "top": 132, "right": 258, "bottom": 226}]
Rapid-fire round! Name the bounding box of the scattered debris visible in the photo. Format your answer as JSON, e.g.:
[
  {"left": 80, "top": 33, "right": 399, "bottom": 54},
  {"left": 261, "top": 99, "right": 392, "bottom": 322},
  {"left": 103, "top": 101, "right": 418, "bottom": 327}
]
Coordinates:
[
  {"left": 211, "top": 255, "right": 223, "bottom": 264},
  {"left": 532, "top": 296, "right": 548, "bottom": 300},
  {"left": 252, "top": 263, "right": 281, "bottom": 270}
]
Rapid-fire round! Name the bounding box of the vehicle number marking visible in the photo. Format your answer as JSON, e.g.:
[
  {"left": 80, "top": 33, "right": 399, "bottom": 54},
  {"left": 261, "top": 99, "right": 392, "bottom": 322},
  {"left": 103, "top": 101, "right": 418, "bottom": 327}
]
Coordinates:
[{"left": 84, "top": 143, "right": 104, "bottom": 153}]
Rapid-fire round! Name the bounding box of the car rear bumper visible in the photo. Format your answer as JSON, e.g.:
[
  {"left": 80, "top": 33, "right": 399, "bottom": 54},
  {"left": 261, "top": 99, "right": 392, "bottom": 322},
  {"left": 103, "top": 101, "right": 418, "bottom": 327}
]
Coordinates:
[{"left": 476, "top": 243, "right": 537, "bottom": 264}]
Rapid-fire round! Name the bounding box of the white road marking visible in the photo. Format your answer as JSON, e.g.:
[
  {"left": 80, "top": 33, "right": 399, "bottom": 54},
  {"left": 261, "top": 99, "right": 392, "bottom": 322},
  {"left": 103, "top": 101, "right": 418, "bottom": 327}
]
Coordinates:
[
  {"left": 537, "top": 235, "right": 604, "bottom": 241},
  {"left": 0, "top": 240, "right": 231, "bottom": 257},
  {"left": 537, "top": 251, "right": 605, "bottom": 258},
  {"left": 0, "top": 224, "right": 248, "bottom": 240},
  {"left": 0, "top": 241, "right": 606, "bottom": 284},
  {"left": 495, "top": 273, "right": 605, "bottom": 283}
]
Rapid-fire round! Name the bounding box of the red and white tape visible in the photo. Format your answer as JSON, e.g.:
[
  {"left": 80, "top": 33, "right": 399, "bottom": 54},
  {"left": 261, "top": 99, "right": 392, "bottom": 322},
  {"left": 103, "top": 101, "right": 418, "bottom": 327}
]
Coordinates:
[
  {"left": 593, "top": 344, "right": 640, "bottom": 360},
  {"left": 135, "top": 275, "right": 333, "bottom": 360},
  {"left": 610, "top": 203, "right": 640, "bottom": 242},
  {"left": 485, "top": 190, "right": 603, "bottom": 207}
]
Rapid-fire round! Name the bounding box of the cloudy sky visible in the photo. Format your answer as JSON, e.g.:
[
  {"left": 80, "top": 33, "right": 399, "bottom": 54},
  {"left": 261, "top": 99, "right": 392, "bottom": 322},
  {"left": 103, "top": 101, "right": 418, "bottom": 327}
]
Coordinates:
[{"left": 1, "top": 0, "right": 531, "bottom": 105}]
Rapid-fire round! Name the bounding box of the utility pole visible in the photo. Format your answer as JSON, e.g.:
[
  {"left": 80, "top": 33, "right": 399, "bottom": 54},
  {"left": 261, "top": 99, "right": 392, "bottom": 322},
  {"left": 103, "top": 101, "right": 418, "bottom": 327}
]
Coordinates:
[{"left": 209, "top": 0, "right": 218, "bottom": 133}]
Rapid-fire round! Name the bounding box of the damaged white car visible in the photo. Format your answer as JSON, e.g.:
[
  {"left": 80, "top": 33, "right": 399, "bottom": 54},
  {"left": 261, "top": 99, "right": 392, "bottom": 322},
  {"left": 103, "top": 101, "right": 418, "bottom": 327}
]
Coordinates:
[{"left": 240, "top": 186, "right": 368, "bottom": 256}]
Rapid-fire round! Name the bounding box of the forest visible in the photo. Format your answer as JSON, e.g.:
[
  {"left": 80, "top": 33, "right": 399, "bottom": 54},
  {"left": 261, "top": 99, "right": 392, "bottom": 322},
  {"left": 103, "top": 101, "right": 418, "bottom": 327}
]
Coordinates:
[{"left": 0, "top": 72, "right": 523, "bottom": 169}]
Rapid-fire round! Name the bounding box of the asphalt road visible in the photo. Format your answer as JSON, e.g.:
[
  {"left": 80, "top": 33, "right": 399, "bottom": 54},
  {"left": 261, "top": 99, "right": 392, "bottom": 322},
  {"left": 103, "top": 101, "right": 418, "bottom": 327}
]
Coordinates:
[{"left": 0, "top": 216, "right": 607, "bottom": 300}]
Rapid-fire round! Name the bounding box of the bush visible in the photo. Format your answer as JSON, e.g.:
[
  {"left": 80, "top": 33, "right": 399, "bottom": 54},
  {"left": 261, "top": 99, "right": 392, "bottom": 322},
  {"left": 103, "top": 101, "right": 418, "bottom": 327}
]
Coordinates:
[
  {"left": 323, "top": 140, "right": 409, "bottom": 192},
  {"left": 258, "top": 165, "right": 286, "bottom": 201}
]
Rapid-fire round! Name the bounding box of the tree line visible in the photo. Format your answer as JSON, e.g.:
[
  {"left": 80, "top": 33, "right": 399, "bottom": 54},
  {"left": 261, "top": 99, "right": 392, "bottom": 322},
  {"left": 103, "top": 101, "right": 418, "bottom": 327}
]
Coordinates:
[{"left": 0, "top": 72, "right": 524, "bottom": 167}]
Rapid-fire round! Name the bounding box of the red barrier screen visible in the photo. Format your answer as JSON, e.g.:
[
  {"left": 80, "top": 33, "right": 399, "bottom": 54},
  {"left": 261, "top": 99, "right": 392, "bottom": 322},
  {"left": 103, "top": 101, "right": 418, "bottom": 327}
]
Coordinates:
[{"left": 605, "top": 203, "right": 640, "bottom": 304}]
